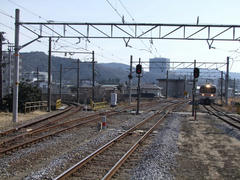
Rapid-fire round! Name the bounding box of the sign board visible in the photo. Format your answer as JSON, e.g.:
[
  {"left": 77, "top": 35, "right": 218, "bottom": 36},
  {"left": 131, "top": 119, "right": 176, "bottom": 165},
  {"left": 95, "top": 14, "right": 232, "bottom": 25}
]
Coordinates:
[{"left": 56, "top": 99, "right": 62, "bottom": 109}]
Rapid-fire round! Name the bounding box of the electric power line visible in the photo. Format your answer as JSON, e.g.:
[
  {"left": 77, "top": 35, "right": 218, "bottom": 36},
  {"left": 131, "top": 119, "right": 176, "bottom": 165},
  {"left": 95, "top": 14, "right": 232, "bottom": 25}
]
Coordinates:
[
  {"left": 0, "top": 22, "right": 37, "bottom": 40},
  {"left": 117, "top": 0, "right": 159, "bottom": 56},
  {"left": 105, "top": 0, "right": 158, "bottom": 57},
  {"left": 7, "top": 0, "right": 48, "bottom": 21},
  {"left": 105, "top": 0, "right": 122, "bottom": 19},
  {"left": 0, "top": 9, "right": 14, "bottom": 19},
  {"left": 4, "top": 0, "right": 129, "bottom": 62},
  {"left": 118, "top": 0, "right": 135, "bottom": 21}
]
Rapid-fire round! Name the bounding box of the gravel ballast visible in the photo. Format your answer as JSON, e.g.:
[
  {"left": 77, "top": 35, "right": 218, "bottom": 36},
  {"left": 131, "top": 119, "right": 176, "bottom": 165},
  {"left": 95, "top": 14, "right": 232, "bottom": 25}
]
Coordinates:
[{"left": 131, "top": 113, "right": 180, "bottom": 180}]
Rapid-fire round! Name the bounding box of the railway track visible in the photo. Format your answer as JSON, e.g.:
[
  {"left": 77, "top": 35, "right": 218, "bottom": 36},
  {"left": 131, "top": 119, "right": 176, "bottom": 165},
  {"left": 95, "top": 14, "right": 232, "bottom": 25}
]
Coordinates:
[
  {"left": 53, "top": 100, "right": 184, "bottom": 180},
  {"left": 0, "top": 109, "right": 116, "bottom": 155},
  {"left": 0, "top": 100, "right": 164, "bottom": 155},
  {"left": 0, "top": 105, "right": 82, "bottom": 140},
  {"left": 203, "top": 105, "right": 240, "bottom": 130},
  {"left": 0, "top": 105, "right": 75, "bottom": 137}
]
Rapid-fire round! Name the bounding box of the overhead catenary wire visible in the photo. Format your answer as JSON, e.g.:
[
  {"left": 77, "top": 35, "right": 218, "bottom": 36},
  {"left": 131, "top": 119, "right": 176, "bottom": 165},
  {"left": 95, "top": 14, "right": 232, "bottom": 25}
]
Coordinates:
[
  {"left": 7, "top": 0, "right": 49, "bottom": 21},
  {"left": 104, "top": 0, "right": 153, "bottom": 54},
  {"left": 0, "top": 9, "right": 14, "bottom": 19},
  {"left": 7, "top": 0, "right": 126, "bottom": 62},
  {"left": 117, "top": 0, "right": 160, "bottom": 57},
  {"left": 4, "top": 0, "right": 154, "bottom": 62},
  {"left": 0, "top": 22, "right": 39, "bottom": 41},
  {"left": 105, "top": 0, "right": 122, "bottom": 19},
  {"left": 5, "top": 0, "right": 90, "bottom": 53},
  {"left": 118, "top": 0, "right": 135, "bottom": 21}
]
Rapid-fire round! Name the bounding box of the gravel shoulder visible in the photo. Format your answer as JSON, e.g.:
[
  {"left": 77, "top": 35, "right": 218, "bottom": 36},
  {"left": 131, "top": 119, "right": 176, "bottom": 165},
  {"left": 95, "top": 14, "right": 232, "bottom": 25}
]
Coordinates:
[{"left": 173, "top": 109, "right": 240, "bottom": 179}]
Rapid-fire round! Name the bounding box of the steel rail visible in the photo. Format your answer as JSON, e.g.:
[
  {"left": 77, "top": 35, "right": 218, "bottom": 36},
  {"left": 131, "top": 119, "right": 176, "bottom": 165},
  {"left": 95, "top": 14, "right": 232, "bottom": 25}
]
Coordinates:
[
  {"left": 0, "top": 101, "right": 158, "bottom": 154},
  {"left": 102, "top": 111, "right": 169, "bottom": 180},
  {"left": 0, "top": 105, "right": 73, "bottom": 136},
  {"left": 102, "top": 102, "right": 184, "bottom": 179},
  {"left": 53, "top": 101, "right": 183, "bottom": 180},
  {"left": 0, "top": 106, "right": 82, "bottom": 146},
  {"left": 210, "top": 105, "right": 240, "bottom": 123},
  {"left": 203, "top": 105, "right": 240, "bottom": 130},
  {"left": 0, "top": 100, "right": 166, "bottom": 155},
  {"left": 0, "top": 111, "right": 117, "bottom": 154}
]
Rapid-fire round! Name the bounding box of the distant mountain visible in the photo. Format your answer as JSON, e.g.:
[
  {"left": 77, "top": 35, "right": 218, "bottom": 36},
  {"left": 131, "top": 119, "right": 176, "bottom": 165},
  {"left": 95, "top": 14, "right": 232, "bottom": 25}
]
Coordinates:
[{"left": 20, "top": 52, "right": 131, "bottom": 85}]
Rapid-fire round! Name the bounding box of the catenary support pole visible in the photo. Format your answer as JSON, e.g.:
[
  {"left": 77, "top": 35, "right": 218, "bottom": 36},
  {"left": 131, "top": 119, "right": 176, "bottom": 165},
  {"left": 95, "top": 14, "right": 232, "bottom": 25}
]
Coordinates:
[
  {"left": 92, "top": 51, "right": 95, "bottom": 102},
  {"left": 0, "top": 32, "right": 3, "bottom": 106},
  {"left": 13, "top": 9, "right": 20, "bottom": 123},
  {"left": 59, "top": 64, "right": 62, "bottom": 100},
  {"left": 225, "top": 57, "right": 229, "bottom": 105},
  {"left": 136, "top": 58, "right": 141, "bottom": 115},
  {"left": 166, "top": 70, "right": 168, "bottom": 99},
  {"left": 128, "top": 55, "right": 133, "bottom": 105},
  {"left": 77, "top": 59, "right": 80, "bottom": 103},
  {"left": 192, "top": 60, "right": 196, "bottom": 116},
  {"left": 36, "top": 67, "right": 39, "bottom": 87},
  {"left": 47, "top": 37, "right": 52, "bottom": 112},
  {"left": 233, "top": 78, "right": 235, "bottom": 97},
  {"left": 8, "top": 47, "right": 12, "bottom": 94},
  {"left": 221, "top": 71, "right": 223, "bottom": 105},
  {"left": 184, "top": 75, "right": 186, "bottom": 93}
]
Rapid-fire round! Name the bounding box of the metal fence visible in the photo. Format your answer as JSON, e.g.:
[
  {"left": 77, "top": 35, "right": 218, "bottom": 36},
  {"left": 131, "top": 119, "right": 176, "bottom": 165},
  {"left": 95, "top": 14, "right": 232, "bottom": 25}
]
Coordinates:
[{"left": 24, "top": 101, "right": 47, "bottom": 113}]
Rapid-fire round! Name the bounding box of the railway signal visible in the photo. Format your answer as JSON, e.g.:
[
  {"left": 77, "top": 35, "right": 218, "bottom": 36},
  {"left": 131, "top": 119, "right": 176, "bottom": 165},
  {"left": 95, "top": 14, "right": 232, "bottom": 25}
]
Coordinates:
[
  {"left": 136, "top": 64, "right": 142, "bottom": 74},
  {"left": 136, "top": 59, "right": 142, "bottom": 115},
  {"left": 194, "top": 67, "right": 200, "bottom": 78}
]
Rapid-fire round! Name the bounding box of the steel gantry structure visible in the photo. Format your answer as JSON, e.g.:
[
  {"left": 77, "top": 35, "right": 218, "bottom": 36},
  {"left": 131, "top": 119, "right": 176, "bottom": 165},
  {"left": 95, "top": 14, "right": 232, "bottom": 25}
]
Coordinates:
[
  {"left": 12, "top": 9, "right": 237, "bottom": 122},
  {"left": 20, "top": 21, "right": 240, "bottom": 42}
]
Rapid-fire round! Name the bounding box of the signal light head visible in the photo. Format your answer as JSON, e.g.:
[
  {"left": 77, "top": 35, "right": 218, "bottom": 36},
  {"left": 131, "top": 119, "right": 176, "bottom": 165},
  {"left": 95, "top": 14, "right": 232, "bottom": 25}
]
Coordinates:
[
  {"left": 136, "top": 64, "right": 142, "bottom": 74},
  {"left": 193, "top": 68, "right": 200, "bottom": 78}
]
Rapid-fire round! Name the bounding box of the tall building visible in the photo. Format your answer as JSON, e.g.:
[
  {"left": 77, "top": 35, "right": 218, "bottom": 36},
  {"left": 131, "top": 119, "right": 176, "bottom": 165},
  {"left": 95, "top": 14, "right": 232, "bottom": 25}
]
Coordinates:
[{"left": 149, "top": 57, "right": 170, "bottom": 74}]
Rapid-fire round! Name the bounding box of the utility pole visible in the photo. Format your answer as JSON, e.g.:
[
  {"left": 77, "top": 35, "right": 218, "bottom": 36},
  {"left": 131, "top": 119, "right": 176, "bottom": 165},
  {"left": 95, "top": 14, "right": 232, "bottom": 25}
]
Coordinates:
[
  {"left": 92, "top": 51, "right": 95, "bottom": 102},
  {"left": 8, "top": 46, "right": 12, "bottom": 94},
  {"left": 233, "top": 78, "right": 236, "bottom": 97},
  {"left": 225, "top": 57, "right": 229, "bottom": 105},
  {"left": 77, "top": 59, "right": 80, "bottom": 103},
  {"left": 183, "top": 75, "right": 186, "bottom": 93},
  {"left": 50, "top": 50, "right": 92, "bottom": 101},
  {"left": 13, "top": 9, "right": 20, "bottom": 123},
  {"left": 128, "top": 55, "right": 133, "bottom": 105},
  {"left": 220, "top": 71, "right": 223, "bottom": 105},
  {"left": 165, "top": 70, "right": 168, "bottom": 99},
  {"left": 136, "top": 58, "right": 141, "bottom": 115},
  {"left": 48, "top": 37, "right": 52, "bottom": 112},
  {"left": 0, "top": 32, "right": 4, "bottom": 106},
  {"left": 59, "top": 64, "right": 62, "bottom": 100},
  {"left": 36, "top": 67, "right": 39, "bottom": 87},
  {"left": 192, "top": 60, "right": 196, "bottom": 117}
]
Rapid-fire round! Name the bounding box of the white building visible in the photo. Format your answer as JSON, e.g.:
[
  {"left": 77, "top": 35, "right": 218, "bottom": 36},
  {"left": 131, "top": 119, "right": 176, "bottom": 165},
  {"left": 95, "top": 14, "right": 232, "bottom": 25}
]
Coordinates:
[{"left": 149, "top": 57, "right": 170, "bottom": 75}]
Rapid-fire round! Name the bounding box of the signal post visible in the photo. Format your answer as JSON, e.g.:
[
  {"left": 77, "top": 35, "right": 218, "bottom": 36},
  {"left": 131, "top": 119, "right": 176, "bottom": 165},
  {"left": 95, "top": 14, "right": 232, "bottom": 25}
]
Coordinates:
[
  {"left": 136, "top": 58, "right": 142, "bottom": 115},
  {"left": 192, "top": 60, "right": 199, "bottom": 119}
]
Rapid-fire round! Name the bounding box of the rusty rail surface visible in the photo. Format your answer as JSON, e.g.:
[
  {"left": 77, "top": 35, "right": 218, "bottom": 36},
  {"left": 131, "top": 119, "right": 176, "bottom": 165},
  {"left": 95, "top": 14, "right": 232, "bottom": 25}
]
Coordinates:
[
  {"left": 0, "top": 100, "right": 170, "bottom": 155},
  {"left": 210, "top": 105, "right": 240, "bottom": 123},
  {"left": 0, "top": 105, "right": 74, "bottom": 136}
]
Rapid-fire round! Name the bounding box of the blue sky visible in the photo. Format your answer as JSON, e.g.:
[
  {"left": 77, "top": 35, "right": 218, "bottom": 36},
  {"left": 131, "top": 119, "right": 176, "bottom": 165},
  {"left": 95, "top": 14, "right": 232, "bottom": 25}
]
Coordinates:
[{"left": 1, "top": 0, "right": 240, "bottom": 72}]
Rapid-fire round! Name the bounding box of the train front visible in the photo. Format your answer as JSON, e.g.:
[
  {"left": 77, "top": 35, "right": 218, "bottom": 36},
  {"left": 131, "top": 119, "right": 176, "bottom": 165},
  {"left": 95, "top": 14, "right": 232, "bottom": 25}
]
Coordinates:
[{"left": 199, "top": 83, "right": 216, "bottom": 105}]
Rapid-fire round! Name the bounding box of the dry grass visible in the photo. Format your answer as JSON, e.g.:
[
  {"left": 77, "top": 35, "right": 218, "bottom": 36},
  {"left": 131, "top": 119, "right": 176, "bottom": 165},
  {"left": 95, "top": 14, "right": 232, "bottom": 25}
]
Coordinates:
[{"left": 0, "top": 111, "right": 47, "bottom": 131}]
